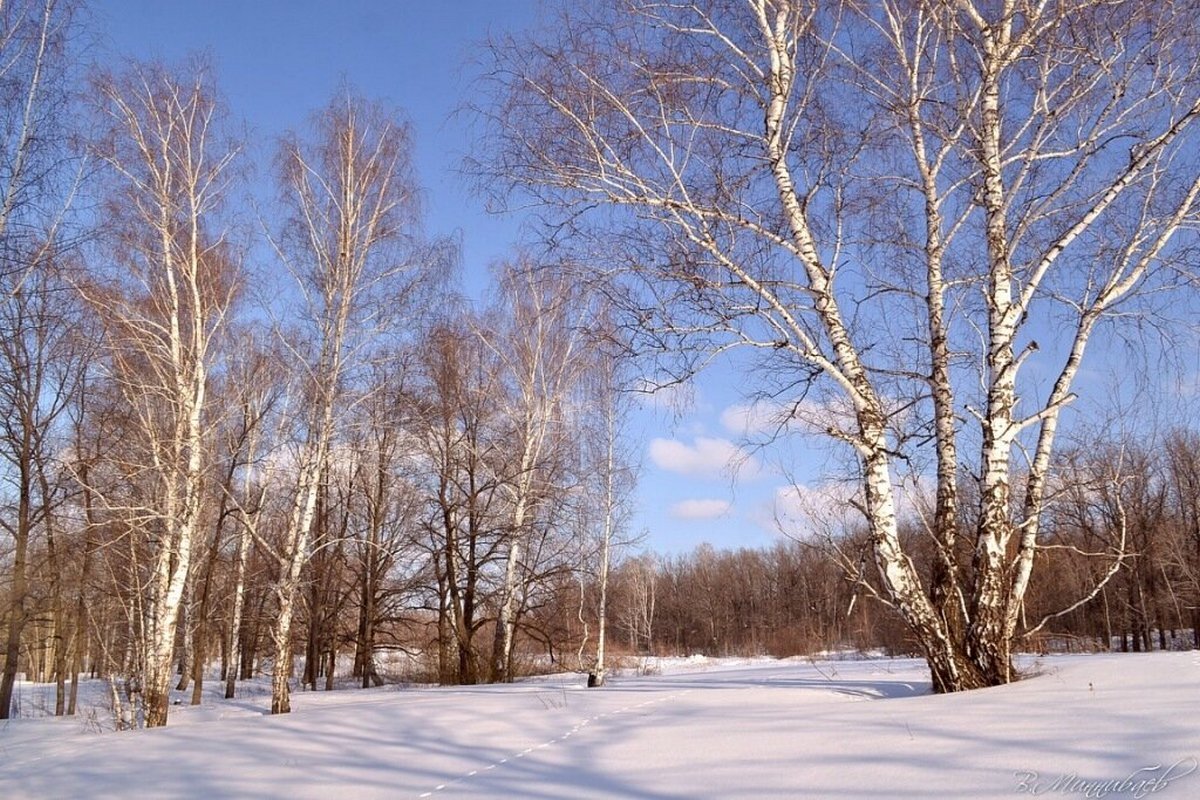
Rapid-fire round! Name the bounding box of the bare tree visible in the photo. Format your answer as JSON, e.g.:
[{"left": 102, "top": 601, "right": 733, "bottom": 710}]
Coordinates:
[
  {"left": 219, "top": 335, "right": 281, "bottom": 699},
  {"left": 0, "top": 0, "right": 81, "bottom": 720},
  {"left": 0, "top": 254, "right": 87, "bottom": 718},
  {"left": 0, "top": 0, "right": 78, "bottom": 297},
  {"left": 482, "top": 261, "right": 592, "bottom": 682},
  {"left": 266, "top": 90, "right": 424, "bottom": 714},
  {"left": 415, "top": 318, "right": 508, "bottom": 685},
  {"left": 481, "top": 0, "right": 1200, "bottom": 690},
  {"left": 580, "top": 311, "right": 637, "bottom": 686},
  {"left": 1165, "top": 431, "right": 1200, "bottom": 648},
  {"left": 85, "top": 60, "right": 240, "bottom": 726},
  {"left": 345, "top": 357, "right": 423, "bottom": 689},
  {"left": 616, "top": 553, "right": 657, "bottom": 653},
  {"left": 65, "top": 348, "right": 115, "bottom": 715}
]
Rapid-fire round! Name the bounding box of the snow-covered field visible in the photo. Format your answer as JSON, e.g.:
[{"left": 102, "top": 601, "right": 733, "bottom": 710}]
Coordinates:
[{"left": 1, "top": 652, "right": 1197, "bottom": 798}]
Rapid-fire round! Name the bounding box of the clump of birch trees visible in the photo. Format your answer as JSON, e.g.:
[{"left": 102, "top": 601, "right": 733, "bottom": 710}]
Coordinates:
[
  {"left": 478, "top": 0, "right": 1200, "bottom": 691},
  {"left": 4, "top": 0, "right": 1200, "bottom": 732}
]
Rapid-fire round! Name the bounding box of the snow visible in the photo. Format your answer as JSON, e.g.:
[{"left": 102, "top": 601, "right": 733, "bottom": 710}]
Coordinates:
[{"left": 1, "top": 653, "right": 1197, "bottom": 798}]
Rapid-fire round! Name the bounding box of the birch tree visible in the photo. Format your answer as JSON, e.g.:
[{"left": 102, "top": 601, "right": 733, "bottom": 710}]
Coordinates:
[
  {"left": 0, "top": 0, "right": 77, "bottom": 296},
  {"left": 267, "top": 90, "right": 423, "bottom": 714},
  {"left": 484, "top": 262, "right": 591, "bottom": 682},
  {"left": 584, "top": 322, "right": 637, "bottom": 686},
  {"left": 482, "top": 0, "right": 1200, "bottom": 690},
  {"left": 221, "top": 336, "right": 281, "bottom": 699},
  {"left": 86, "top": 61, "right": 240, "bottom": 726}
]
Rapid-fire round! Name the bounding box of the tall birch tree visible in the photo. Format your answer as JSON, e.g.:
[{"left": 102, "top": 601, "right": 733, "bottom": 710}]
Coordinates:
[
  {"left": 267, "top": 90, "right": 423, "bottom": 714},
  {"left": 86, "top": 61, "right": 240, "bottom": 726},
  {"left": 582, "top": 315, "right": 636, "bottom": 687},
  {"left": 0, "top": 0, "right": 78, "bottom": 296},
  {"left": 485, "top": 262, "right": 590, "bottom": 682},
  {"left": 482, "top": 0, "right": 1200, "bottom": 690}
]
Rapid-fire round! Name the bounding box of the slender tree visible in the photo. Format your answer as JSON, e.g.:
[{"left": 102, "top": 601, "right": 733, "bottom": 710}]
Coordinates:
[
  {"left": 220, "top": 336, "right": 280, "bottom": 699},
  {"left": 484, "top": 261, "right": 591, "bottom": 682},
  {"left": 0, "top": 255, "right": 87, "bottom": 718},
  {"left": 0, "top": 0, "right": 81, "bottom": 720},
  {"left": 267, "top": 89, "right": 424, "bottom": 714},
  {"left": 0, "top": 0, "right": 78, "bottom": 296},
  {"left": 581, "top": 315, "right": 636, "bottom": 686},
  {"left": 85, "top": 60, "right": 240, "bottom": 726}
]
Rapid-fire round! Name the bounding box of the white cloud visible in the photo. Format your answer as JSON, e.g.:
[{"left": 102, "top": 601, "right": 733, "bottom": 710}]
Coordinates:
[
  {"left": 1172, "top": 371, "right": 1200, "bottom": 399},
  {"left": 719, "top": 401, "right": 790, "bottom": 437},
  {"left": 718, "top": 396, "right": 858, "bottom": 440},
  {"left": 648, "top": 436, "right": 760, "bottom": 478},
  {"left": 772, "top": 482, "right": 862, "bottom": 536},
  {"left": 670, "top": 498, "right": 732, "bottom": 520},
  {"left": 790, "top": 397, "right": 858, "bottom": 437}
]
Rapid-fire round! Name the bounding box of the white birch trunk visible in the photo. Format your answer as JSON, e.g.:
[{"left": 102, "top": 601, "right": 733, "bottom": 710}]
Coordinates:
[
  {"left": 270, "top": 412, "right": 334, "bottom": 714},
  {"left": 88, "top": 65, "right": 236, "bottom": 727},
  {"left": 268, "top": 92, "right": 417, "bottom": 712}
]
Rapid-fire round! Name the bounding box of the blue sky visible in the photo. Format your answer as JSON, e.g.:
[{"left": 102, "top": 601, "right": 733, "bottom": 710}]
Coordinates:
[
  {"left": 97, "top": 0, "right": 535, "bottom": 294},
  {"left": 95, "top": 0, "right": 798, "bottom": 555},
  {"left": 98, "top": 3, "right": 1200, "bottom": 557}
]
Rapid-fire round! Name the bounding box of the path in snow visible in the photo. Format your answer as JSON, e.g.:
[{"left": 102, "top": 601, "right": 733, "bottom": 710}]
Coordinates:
[{"left": 417, "top": 688, "right": 695, "bottom": 798}]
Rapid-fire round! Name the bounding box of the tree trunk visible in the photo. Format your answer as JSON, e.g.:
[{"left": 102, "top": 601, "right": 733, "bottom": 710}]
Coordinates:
[
  {"left": 68, "top": 463, "right": 100, "bottom": 716},
  {"left": 357, "top": 556, "right": 377, "bottom": 689},
  {"left": 45, "top": 501, "right": 66, "bottom": 716},
  {"left": 0, "top": 457, "right": 33, "bottom": 720},
  {"left": 192, "top": 492, "right": 233, "bottom": 705},
  {"left": 271, "top": 452, "right": 325, "bottom": 714},
  {"left": 225, "top": 536, "right": 249, "bottom": 697},
  {"left": 270, "top": 591, "right": 296, "bottom": 715},
  {"left": 175, "top": 597, "right": 192, "bottom": 693},
  {"left": 491, "top": 540, "right": 521, "bottom": 682}
]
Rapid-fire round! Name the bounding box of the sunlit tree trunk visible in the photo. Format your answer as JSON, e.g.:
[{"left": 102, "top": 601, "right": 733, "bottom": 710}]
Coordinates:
[
  {"left": 485, "top": 263, "right": 590, "bottom": 682},
  {"left": 268, "top": 90, "right": 423, "bottom": 714},
  {"left": 86, "top": 61, "right": 240, "bottom": 726}
]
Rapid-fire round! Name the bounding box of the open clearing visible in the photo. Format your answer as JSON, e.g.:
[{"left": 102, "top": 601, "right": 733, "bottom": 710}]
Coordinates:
[{"left": 1, "top": 653, "right": 1197, "bottom": 798}]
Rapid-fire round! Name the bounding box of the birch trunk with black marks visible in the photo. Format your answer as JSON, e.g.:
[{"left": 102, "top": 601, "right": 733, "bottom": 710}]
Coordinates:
[
  {"left": 486, "top": 264, "right": 588, "bottom": 683},
  {"left": 87, "top": 62, "right": 239, "bottom": 726},
  {"left": 268, "top": 91, "right": 421, "bottom": 714}
]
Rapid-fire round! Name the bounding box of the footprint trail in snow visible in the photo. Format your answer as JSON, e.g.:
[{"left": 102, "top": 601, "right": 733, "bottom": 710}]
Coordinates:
[{"left": 416, "top": 689, "right": 693, "bottom": 798}]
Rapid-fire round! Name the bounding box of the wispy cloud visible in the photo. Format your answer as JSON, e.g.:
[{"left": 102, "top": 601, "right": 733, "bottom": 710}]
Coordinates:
[
  {"left": 648, "top": 436, "right": 760, "bottom": 478},
  {"left": 670, "top": 498, "right": 732, "bottom": 520},
  {"left": 719, "top": 401, "right": 790, "bottom": 437},
  {"left": 721, "top": 395, "right": 915, "bottom": 442},
  {"left": 769, "top": 474, "right": 933, "bottom": 537},
  {"left": 772, "top": 482, "right": 861, "bottom": 536}
]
